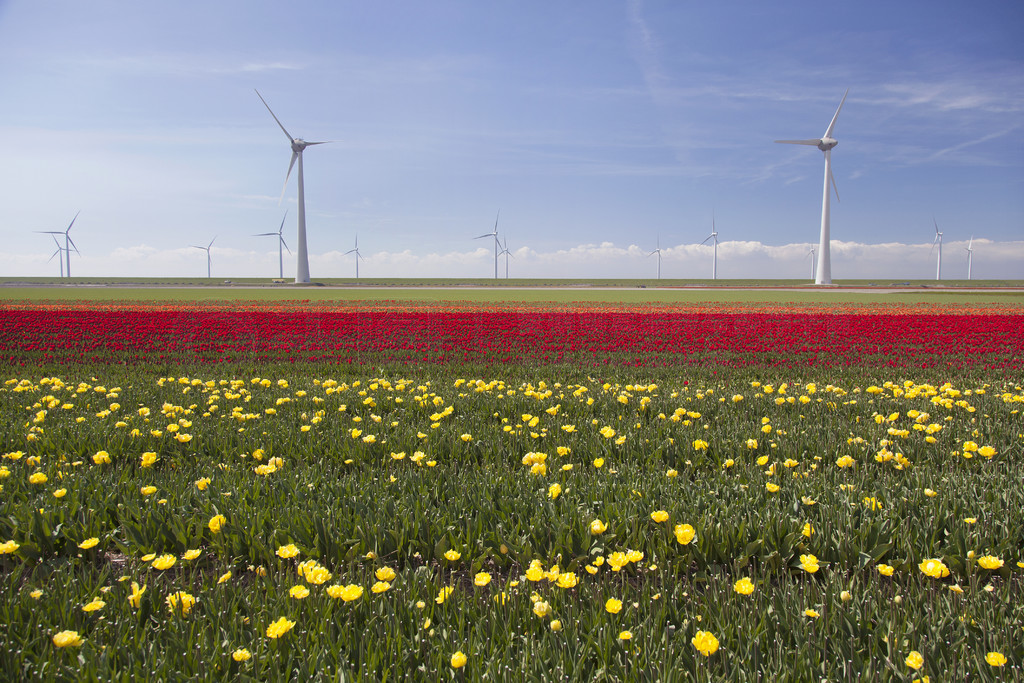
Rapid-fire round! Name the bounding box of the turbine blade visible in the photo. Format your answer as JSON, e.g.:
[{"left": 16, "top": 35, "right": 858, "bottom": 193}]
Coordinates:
[
  {"left": 699, "top": 235, "right": 713, "bottom": 245},
  {"left": 66, "top": 210, "right": 81, "bottom": 234},
  {"left": 254, "top": 232, "right": 278, "bottom": 237},
  {"left": 830, "top": 166, "right": 840, "bottom": 202},
  {"left": 281, "top": 151, "right": 298, "bottom": 203},
  {"left": 255, "top": 89, "right": 294, "bottom": 141},
  {"left": 303, "top": 141, "right": 332, "bottom": 146},
  {"left": 494, "top": 210, "right": 500, "bottom": 232},
  {"left": 281, "top": 237, "right": 291, "bottom": 254},
  {"left": 823, "top": 88, "right": 849, "bottom": 139},
  {"left": 278, "top": 211, "right": 288, "bottom": 235},
  {"left": 473, "top": 233, "right": 493, "bottom": 240},
  {"left": 208, "top": 236, "right": 216, "bottom": 248},
  {"left": 66, "top": 236, "right": 80, "bottom": 254},
  {"left": 775, "top": 139, "right": 821, "bottom": 146}
]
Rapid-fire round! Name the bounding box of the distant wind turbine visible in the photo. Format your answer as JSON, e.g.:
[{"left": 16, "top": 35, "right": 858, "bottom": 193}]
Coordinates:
[
  {"left": 965, "top": 236, "right": 974, "bottom": 280},
  {"left": 474, "top": 211, "right": 501, "bottom": 279},
  {"left": 36, "top": 211, "right": 80, "bottom": 278},
  {"left": 776, "top": 89, "right": 849, "bottom": 285},
  {"left": 931, "top": 219, "right": 943, "bottom": 280},
  {"left": 344, "top": 234, "right": 365, "bottom": 279},
  {"left": 499, "top": 235, "right": 512, "bottom": 278},
  {"left": 648, "top": 235, "right": 663, "bottom": 280},
  {"left": 47, "top": 235, "right": 64, "bottom": 278},
  {"left": 807, "top": 246, "right": 816, "bottom": 280},
  {"left": 256, "top": 89, "right": 331, "bottom": 284},
  {"left": 699, "top": 217, "right": 719, "bottom": 280},
  {"left": 190, "top": 236, "right": 216, "bottom": 278},
  {"left": 254, "top": 211, "right": 291, "bottom": 279}
]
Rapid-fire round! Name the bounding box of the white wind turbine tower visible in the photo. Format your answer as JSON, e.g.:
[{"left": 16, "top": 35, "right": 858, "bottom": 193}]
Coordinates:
[
  {"left": 500, "top": 236, "right": 514, "bottom": 279},
  {"left": 931, "top": 219, "right": 943, "bottom": 280},
  {"left": 699, "top": 217, "right": 720, "bottom": 280},
  {"left": 648, "top": 235, "right": 663, "bottom": 279},
  {"left": 36, "top": 211, "right": 80, "bottom": 278},
  {"left": 775, "top": 89, "right": 849, "bottom": 285},
  {"left": 474, "top": 211, "right": 501, "bottom": 278},
  {"left": 965, "top": 236, "right": 974, "bottom": 280},
  {"left": 190, "top": 237, "right": 216, "bottom": 278},
  {"left": 254, "top": 212, "right": 291, "bottom": 279},
  {"left": 256, "top": 89, "right": 330, "bottom": 284},
  {"left": 344, "top": 234, "right": 365, "bottom": 279},
  {"left": 807, "top": 247, "right": 816, "bottom": 280},
  {"left": 47, "top": 235, "right": 64, "bottom": 278}
]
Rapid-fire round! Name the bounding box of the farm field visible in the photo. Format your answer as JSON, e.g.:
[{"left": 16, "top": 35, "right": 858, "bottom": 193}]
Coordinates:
[
  {"left": 0, "top": 291, "right": 1021, "bottom": 681},
  {"left": 3, "top": 280, "right": 1024, "bottom": 309}
]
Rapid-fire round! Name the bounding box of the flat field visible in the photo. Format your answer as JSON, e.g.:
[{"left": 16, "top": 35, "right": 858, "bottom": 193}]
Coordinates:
[
  {"left": 3, "top": 277, "right": 1024, "bottom": 308},
  {"left": 0, "top": 284, "right": 1021, "bottom": 681}
]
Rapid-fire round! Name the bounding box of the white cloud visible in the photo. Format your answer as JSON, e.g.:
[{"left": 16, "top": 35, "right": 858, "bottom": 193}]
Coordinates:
[
  {"left": 927, "top": 127, "right": 1020, "bottom": 162},
  {"left": 5, "top": 238, "right": 1019, "bottom": 281},
  {"left": 63, "top": 54, "right": 306, "bottom": 78}
]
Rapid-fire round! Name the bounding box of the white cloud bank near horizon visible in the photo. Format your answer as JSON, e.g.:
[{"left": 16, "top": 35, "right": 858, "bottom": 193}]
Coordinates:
[{"left": 4, "top": 238, "right": 1021, "bottom": 281}]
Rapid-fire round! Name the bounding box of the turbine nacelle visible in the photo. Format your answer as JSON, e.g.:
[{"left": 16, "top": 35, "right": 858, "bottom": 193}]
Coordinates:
[
  {"left": 291, "top": 138, "right": 327, "bottom": 153},
  {"left": 818, "top": 137, "right": 838, "bottom": 152}
]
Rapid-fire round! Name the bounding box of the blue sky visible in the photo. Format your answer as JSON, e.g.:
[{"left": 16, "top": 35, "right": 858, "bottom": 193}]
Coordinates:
[{"left": 1, "top": 0, "right": 1021, "bottom": 279}]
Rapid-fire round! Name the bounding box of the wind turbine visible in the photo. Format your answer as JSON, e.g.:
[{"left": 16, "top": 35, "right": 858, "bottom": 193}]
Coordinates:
[
  {"left": 775, "top": 89, "right": 849, "bottom": 285},
  {"left": 500, "top": 236, "right": 514, "bottom": 279},
  {"left": 962, "top": 233, "right": 970, "bottom": 278},
  {"left": 256, "top": 89, "right": 330, "bottom": 284},
  {"left": 36, "top": 212, "right": 80, "bottom": 278},
  {"left": 344, "top": 234, "right": 365, "bottom": 279},
  {"left": 474, "top": 211, "right": 501, "bottom": 279},
  {"left": 47, "top": 235, "right": 64, "bottom": 278},
  {"left": 699, "top": 217, "right": 720, "bottom": 280},
  {"left": 648, "top": 235, "right": 663, "bottom": 280},
  {"left": 190, "top": 237, "right": 216, "bottom": 278},
  {"left": 254, "top": 211, "right": 291, "bottom": 279},
  {"left": 931, "top": 219, "right": 943, "bottom": 280},
  {"left": 807, "top": 246, "right": 816, "bottom": 280}
]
